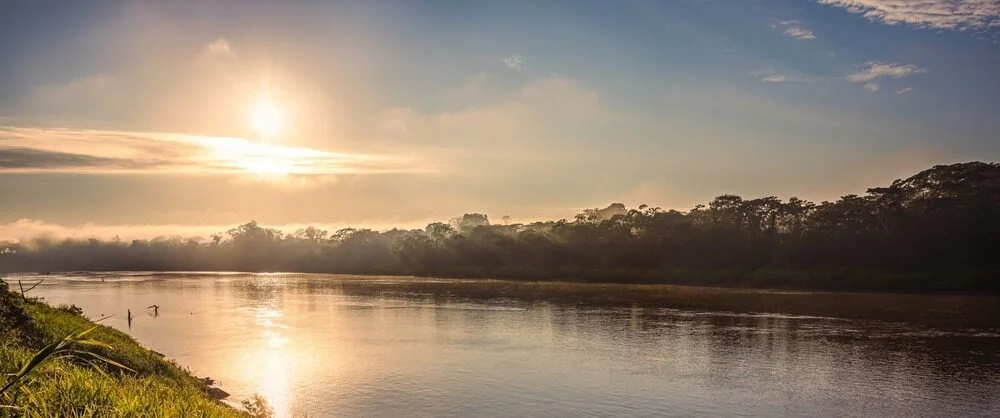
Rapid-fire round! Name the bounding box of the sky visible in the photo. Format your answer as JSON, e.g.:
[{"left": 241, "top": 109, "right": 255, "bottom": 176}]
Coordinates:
[{"left": 1, "top": 0, "right": 999, "bottom": 240}]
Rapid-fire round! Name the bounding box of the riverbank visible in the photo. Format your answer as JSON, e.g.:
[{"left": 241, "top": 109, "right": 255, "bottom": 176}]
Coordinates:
[
  {"left": 0, "top": 282, "right": 250, "bottom": 417},
  {"left": 401, "top": 267, "right": 1000, "bottom": 294},
  {"left": 6, "top": 267, "right": 999, "bottom": 294}
]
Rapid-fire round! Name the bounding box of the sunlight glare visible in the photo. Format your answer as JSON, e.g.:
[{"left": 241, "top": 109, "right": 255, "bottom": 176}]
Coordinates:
[
  {"left": 250, "top": 101, "right": 284, "bottom": 139},
  {"left": 241, "top": 157, "right": 294, "bottom": 177}
]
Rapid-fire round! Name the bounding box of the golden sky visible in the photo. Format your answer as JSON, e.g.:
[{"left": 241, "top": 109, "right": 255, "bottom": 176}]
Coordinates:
[{"left": 2, "top": 1, "right": 998, "bottom": 239}]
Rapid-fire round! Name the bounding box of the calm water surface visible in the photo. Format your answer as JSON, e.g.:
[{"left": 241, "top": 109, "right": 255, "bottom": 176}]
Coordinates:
[{"left": 7, "top": 273, "right": 1000, "bottom": 417}]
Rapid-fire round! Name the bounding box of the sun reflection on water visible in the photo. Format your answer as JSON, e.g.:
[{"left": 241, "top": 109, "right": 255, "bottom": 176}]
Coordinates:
[
  {"left": 266, "top": 330, "right": 289, "bottom": 348},
  {"left": 260, "top": 348, "right": 292, "bottom": 418},
  {"left": 249, "top": 305, "right": 293, "bottom": 418},
  {"left": 231, "top": 286, "right": 355, "bottom": 417}
]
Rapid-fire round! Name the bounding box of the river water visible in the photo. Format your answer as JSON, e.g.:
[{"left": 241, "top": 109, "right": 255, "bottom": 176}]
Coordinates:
[{"left": 6, "top": 272, "right": 1000, "bottom": 417}]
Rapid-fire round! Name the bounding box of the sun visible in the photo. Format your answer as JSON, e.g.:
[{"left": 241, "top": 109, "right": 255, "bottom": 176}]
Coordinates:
[{"left": 250, "top": 100, "right": 284, "bottom": 138}]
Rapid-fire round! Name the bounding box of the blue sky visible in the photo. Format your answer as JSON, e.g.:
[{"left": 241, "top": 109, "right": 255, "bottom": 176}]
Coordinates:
[{"left": 1, "top": 0, "right": 999, "bottom": 239}]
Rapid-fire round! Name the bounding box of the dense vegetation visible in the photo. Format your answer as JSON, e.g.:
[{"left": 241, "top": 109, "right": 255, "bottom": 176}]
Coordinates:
[
  {"left": 2, "top": 162, "right": 999, "bottom": 292},
  {"left": 0, "top": 281, "right": 246, "bottom": 417}
]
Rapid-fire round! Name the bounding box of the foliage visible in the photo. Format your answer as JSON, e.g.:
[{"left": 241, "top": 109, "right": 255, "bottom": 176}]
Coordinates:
[
  {"left": 56, "top": 304, "right": 84, "bottom": 316},
  {"left": 241, "top": 395, "right": 275, "bottom": 418},
  {"left": 1, "top": 318, "right": 135, "bottom": 402},
  {"left": 0, "top": 282, "right": 32, "bottom": 344},
  {"left": 1, "top": 162, "right": 999, "bottom": 292}
]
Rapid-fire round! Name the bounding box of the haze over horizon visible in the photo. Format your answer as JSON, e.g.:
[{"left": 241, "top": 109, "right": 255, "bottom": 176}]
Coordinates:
[{"left": 2, "top": 0, "right": 1000, "bottom": 240}]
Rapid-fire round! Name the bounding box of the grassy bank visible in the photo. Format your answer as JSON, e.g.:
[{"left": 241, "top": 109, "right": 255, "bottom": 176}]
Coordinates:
[{"left": 0, "top": 282, "right": 251, "bottom": 417}]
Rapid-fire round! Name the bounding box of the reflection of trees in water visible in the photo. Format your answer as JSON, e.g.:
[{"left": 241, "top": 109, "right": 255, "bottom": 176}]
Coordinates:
[
  {"left": 345, "top": 280, "right": 996, "bottom": 414},
  {"left": 539, "top": 304, "right": 1000, "bottom": 413},
  {"left": 233, "top": 276, "right": 296, "bottom": 313},
  {"left": 315, "top": 279, "right": 1000, "bottom": 330}
]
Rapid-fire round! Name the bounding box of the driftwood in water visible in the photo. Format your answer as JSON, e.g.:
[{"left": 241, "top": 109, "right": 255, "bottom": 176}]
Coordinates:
[{"left": 17, "top": 279, "right": 43, "bottom": 300}]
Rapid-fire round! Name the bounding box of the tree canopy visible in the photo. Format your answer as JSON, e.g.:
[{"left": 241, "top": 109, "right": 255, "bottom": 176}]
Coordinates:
[{"left": 3, "top": 162, "right": 999, "bottom": 292}]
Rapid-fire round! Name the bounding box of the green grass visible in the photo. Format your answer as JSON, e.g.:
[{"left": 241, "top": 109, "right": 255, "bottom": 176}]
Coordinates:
[{"left": 0, "top": 288, "right": 252, "bottom": 417}]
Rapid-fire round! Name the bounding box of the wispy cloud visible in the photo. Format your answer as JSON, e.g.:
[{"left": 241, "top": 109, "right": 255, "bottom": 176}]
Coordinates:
[
  {"left": 29, "top": 74, "right": 116, "bottom": 109},
  {"left": 774, "top": 20, "right": 817, "bottom": 40},
  {"left": 896, "top": 87, "right": 914, "bottom": 95},
  {"left": 0, "top": 127, "right": 423, "bottom": 175},
  {"left": 753, "top": 71, "right": 821, "bottom": 83},
  {"left": 202, "top": 38, "right": 236, "bottom": 59},
  {"left": 846, "top": 62, "right": 929, "bottom": 83},
  {"left": 816, "top": 0, "right": 1000, "bottom": 31},
  {"left": 502, "top": 54, "right": 527, "bottom": 72},
  {"left": 784, "top": 26, "right": 817, "bottom": 40},
  {"left": 756, "top": 63, "right": 926, "bottom": 93},
  {"left": 0, "top": 147, "right": 154, "bottom": 170},
  {"left": 375, "top": 75, "right": 603, "bottom": 156}
]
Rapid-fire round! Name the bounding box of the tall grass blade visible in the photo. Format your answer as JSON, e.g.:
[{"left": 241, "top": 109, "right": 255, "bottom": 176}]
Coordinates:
[{"left": 66, "top": 350, "right": 136, "bottom": 374}]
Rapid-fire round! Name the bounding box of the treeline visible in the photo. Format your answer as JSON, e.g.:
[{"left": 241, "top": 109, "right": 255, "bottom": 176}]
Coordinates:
[{"left": 2, "top": 162, "right": 999, "bottom": 292}]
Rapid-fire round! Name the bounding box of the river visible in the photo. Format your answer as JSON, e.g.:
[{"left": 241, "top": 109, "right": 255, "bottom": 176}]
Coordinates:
[{"left": 6, "top": 272, "right": 1000, "bottom": 417}]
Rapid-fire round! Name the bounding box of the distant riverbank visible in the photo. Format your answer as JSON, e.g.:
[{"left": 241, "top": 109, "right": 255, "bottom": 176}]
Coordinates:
[
  {"left": 8, "top": 267, "right": 996, "bottom": 294},
  {"left": 4, "top": 163, "right": 999, "bottom": 296},
  {"left": 414, "top": 267, "right": 1000, "bottom": 294}
]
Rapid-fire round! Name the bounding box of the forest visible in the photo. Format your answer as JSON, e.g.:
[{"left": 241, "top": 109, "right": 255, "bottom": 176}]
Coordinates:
[{"left": 2, "top": 162, "right": 998, "bottom": 293}]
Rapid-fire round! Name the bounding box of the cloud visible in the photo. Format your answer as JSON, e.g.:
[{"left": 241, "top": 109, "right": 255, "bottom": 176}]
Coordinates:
[
  {"left": 753, "top": 71, "right": 821, "bottom": 83},
  {"left": 774, "top": 20, "right": 817, "bottom": 40},
  {"left": 758, "top": 73, "right": 793, "bottom": 83},
  {"left": 846, "top": 62, "right": 929, "bottom": 83},
  {"left": 28, "top": 74, "right": 116, "bottom": 110},
  {"left": 446, "top": 72, "right": 496, "bottom": 104},
  {"left": 783, "top": 26, "right": 817, "bottom": 40},
  {"left": 761, "top": 62, "right": 928, "bottom": 91},
  {"left": 22, "top": 36, "right": 250, "bottom": 129},
  {"left": 0, "top": 219, "right": 403, "bottom": 242},
  {"left": 0, "top": 147, "right": 161, "bottom": 170},
  {"left": 202, "top": 38, "right": 236, "bottom": 59},
  {"left": 502, "top": 54, "right": 527, "bottom": 72},
  {"left": 375, "top": 75, "right": 603, "bottom": 156},
  {"left": 896, "top": 87, "right": 914, "bottom": 95},
  {"left": 0, "top": 126, "right": 423, "bottom": 175},
  {"left": 816, "top": 0, "right": 1000, "bottom": 31}
]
